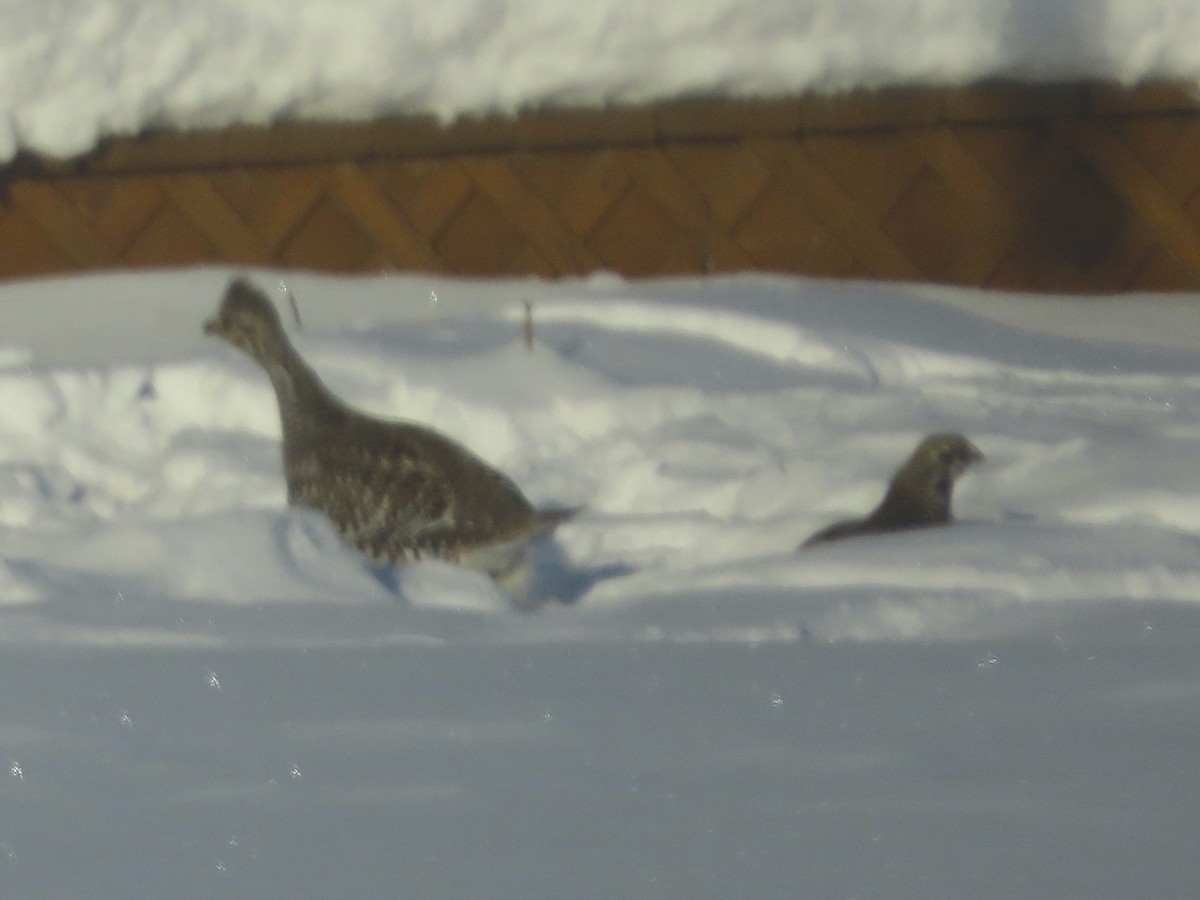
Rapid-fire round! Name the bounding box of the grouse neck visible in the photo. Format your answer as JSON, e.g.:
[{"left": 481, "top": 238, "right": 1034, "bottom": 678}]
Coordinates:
[
  {"left": 875, "top": 470, "right": 948, "bottom": 527},
  {"left": 257, "top": 331, "right": 344, "bottom": 445}
]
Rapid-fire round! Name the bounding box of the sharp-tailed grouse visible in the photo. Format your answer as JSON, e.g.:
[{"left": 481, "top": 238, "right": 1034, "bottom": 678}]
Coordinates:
[
  {"left": 800, "top": 433, "right": 983, "bottom": 548},
  {"left": 204, "top": 278, "right": 576, "bottom": 591}
]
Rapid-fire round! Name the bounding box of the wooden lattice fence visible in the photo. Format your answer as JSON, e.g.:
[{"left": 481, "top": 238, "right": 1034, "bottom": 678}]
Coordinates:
[{"left": 3, "top": 82, "right": 1200, "bottom": 291}]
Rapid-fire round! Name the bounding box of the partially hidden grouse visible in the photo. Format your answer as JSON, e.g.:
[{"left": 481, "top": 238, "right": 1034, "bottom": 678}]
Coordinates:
[
  {"left": 204, "top": 278, "right": 577, "bottom": 590},
  {"left": 800, "top": 433, "right": 983, "bottom": 548}
]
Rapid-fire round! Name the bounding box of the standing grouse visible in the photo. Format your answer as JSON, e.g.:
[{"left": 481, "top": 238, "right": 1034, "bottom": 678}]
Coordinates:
[
  {"left": 800, "top": 433, "right": 983, "bottom": 548},
  {"left": 204, "top": 278, "right": 577, "bottom": 591}
]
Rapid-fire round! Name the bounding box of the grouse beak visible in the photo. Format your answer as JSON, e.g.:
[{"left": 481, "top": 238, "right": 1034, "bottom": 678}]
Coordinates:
[
  {"left": 203, "top": 316, "right": 222, "bottom": 337},
  {"left": 964, "top": 441, "right": 985, "bottom": 466}
]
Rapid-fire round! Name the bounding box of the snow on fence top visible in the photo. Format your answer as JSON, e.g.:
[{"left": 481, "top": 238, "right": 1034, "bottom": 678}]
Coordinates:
[{"left": 2, "top": 0, "right": 1199, "bottom": 163}]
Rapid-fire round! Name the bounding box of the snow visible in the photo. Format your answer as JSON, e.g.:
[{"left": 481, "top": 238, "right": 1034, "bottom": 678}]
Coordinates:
[
  {"left": 4, "top": 0, "right": 1200, "bottom": 161},
  {"left": 0, "top": 268, "right": 1199, "bottom": 896},
  {"left": 2, "top": 2, "right": 1199, "bottom": 894},
  {"left": 5, "top": 270, "right": 1199, "bottom": 635}
]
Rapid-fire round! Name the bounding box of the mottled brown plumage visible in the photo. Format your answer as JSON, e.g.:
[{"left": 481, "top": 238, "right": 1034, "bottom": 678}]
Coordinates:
[
  {"left": 204, "top": 278, "right": 576, "bottom": 584},
  {"left": 800, "top": 433, "right": 983, "bottom": 548}
]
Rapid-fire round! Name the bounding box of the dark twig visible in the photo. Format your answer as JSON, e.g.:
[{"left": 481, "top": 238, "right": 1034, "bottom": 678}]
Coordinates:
[
  {"left": 523, "top": 300, "right": 534, "bottom": 352},
  {"left": 280, "top": 282, "right": 303, "bottom": 330}
]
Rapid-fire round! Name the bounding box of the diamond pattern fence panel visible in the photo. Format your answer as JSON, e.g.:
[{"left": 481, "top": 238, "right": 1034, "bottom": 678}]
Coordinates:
[{"left": 3, "top": 83, "right": 1200, "bottom": 291}]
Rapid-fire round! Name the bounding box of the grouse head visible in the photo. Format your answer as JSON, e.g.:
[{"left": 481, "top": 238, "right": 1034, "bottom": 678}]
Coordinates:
[
  {"left": 203, "top": 278, "right": 288, "bottom": 365},
  {"left": 876, "top": 432, "right": 984, "bottom": 527}
]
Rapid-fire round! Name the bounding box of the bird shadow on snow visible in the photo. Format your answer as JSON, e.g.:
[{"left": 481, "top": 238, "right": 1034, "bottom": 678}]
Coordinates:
[
  {"left": 369, "top": 534, "right": 634, "bottom": 612},
  {"left": 524, "top": 537, "right": 635, "bottom": 608}
]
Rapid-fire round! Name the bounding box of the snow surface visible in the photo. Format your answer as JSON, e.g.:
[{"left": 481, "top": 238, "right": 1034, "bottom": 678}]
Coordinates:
[
  {"left": 0, "top": 268, "right": 1199, "bottom": 897},
  {"left": 5, "top": 0, "right": 1200, "bottom": 161}
]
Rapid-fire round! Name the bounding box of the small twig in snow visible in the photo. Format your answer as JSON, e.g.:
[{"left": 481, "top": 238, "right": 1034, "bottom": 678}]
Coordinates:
[
  {"left": 523, "top": 300, "right": 535, "bottom": 352},
  {"left": 279, "top": 280, "right": 303, "bottom": 329}
]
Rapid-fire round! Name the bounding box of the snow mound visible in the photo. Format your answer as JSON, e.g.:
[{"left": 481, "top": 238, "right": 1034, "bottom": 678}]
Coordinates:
[{"left": 0, "top": 270, "right": 1197, "bottom": 648}]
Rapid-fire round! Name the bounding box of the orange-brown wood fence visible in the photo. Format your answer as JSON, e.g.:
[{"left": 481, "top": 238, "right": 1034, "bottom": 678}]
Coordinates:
[{"left": 3, "top": 82, "right": 1200, "bottom": 291}]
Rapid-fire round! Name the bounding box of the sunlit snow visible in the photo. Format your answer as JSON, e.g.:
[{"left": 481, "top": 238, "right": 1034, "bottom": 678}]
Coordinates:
[
  {"left": 0, "top": 270, "right": 1198, "bottom": 898},
  {"left": 3, "top": 0, "right": 1200, "bottom": 160},
  {"left": 1, "top": 269, "right": 1197, "bottom": 641}
]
